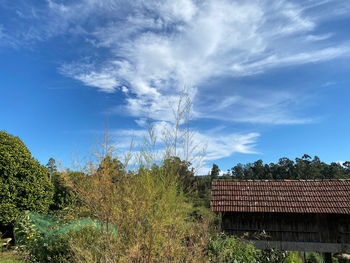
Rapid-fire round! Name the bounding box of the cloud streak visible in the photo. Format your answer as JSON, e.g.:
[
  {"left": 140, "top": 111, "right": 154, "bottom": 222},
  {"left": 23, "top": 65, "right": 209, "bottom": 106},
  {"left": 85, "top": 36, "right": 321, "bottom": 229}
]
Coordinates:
[
  {"left": 2, "top": 0, "right": 350, "bottom": 163},
  {"left": 112, "top": 121, "right": 260, "bottom": 163},
  {"left": 48, "top": 0, "right": 350, "bottom": 125}
]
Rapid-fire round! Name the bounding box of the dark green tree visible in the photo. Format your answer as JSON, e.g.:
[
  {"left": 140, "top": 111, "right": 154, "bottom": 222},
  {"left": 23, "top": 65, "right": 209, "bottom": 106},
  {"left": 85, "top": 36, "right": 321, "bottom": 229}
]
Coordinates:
[
  {"left": 0, "top": 131, "right": 54, "bottom": 229},
  {"left": 229, "top": 154, "right": 350, "bottom": 180},
  {"left": 210, "top": 164, "right": 220, "bottom": 180},
  {"left": 252, "top": 160, "right": 266, "bottom": 179},
  {"left": 343, "top": 161, "right": 350, "bottom": 177},
  {"left": 277, "top": 158, "right": 295, "bottom": 179},
  {"left": 231, "top": 163, "right": 244, "bottom": 179}
]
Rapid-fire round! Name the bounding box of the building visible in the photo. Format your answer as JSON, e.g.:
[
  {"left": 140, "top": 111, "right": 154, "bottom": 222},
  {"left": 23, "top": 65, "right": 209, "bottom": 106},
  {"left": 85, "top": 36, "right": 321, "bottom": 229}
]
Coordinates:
[{"left": 211, "top": 179, "right": 350, "bottom": 253}]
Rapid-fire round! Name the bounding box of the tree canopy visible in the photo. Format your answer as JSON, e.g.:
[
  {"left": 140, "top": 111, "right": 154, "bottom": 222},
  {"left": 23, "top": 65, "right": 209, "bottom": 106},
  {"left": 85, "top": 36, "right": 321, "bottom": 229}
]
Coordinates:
[
  {"left": 0, "top": 131, "right": 54, "bottom": 227},
  {"left": 227, "top": 155, "right": 350, "bottom": 180}
]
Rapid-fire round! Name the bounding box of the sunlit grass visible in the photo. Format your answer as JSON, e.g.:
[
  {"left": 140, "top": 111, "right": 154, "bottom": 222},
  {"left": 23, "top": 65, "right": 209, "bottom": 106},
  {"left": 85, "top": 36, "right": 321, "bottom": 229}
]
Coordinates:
[{"left": 0, "top": 250, "right": 24, "bottom": 263}]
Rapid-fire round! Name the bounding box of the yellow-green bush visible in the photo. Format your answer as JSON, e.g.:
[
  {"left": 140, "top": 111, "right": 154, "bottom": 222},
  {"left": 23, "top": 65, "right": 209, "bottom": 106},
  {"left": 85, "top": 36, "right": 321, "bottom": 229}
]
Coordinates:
[{"left": 64, "top": 162, "right": 210, "bottom": 262}]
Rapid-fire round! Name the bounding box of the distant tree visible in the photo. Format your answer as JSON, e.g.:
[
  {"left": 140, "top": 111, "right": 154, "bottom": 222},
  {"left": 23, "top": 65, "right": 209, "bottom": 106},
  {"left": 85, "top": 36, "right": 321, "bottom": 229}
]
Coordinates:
[
  {"left": 343, "top": 161, "right": 350, "bottom": 176},
  {"left": 231, "top": 164, "right": 244, "bottom": 179},
  {"left": 277, "top": 157, "right": 295, "bottom": 179},
  {"left": 97, "top": 155, "right": 125, "bottom": 183},
  {"left": 210, "top": 164, "right": 220, "bottom": 180},
  {"left": 46, "top": 157, "right": 57, "bottom": 180},
  {"left": 229, "top": 154, "right": 350, "bottom": 181},
  {"left": 252, "top": 160, "right": 266, "bottom": 179},
  {"left": 162, "top": 156, "right": 194, "bottom": 192},
  {"left": 326, "top": 162, "right": 346, "bottom": 179},
  {"left": 310, "top": 156, "right": 324, "bottom": 179},
  {"left": 295, "top": 154, "right": 312, "bottom": 179},
  {"left": 0, "top": 131, "right": 54, "bottom": 229}
]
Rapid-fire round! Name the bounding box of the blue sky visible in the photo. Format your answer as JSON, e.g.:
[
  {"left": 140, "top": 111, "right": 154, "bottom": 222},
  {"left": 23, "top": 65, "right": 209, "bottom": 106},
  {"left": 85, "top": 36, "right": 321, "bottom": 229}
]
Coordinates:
[{"left": 1, "top": 0, "right": 350, "bottom": 173}]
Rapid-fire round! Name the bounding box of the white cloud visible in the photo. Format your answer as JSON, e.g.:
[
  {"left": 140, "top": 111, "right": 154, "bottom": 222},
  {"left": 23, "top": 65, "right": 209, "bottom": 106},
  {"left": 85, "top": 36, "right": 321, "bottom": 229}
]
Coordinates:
[
  {"left": 197, "top": 91, "right": 314, "bottom": 125},
  {"left": 230, "top": 45, "right": 350, "bottom": 76},
  {"left": 305, "top": 33, "right": 332, "bottom": 42},
  {"left": 47, "top": 0, "right": 350, "bottom": 126},
  {"left": 112, "top": 121, "right": 260, "bottom": 164},
  {"left": 59, "top": 63, "right": 120, "bottom": 93}
]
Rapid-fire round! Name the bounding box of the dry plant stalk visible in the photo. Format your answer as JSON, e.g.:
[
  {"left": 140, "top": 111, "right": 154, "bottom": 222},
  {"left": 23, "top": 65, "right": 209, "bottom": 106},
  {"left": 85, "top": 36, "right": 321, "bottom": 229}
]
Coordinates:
[
  {"left": 61, "top": 90, "right": 211, "bottom": 262},
  {"left": 63, "top": 141, "right": 210, "bottom": 262},
  {"left": 162, "top": 88, "right": 207, "bottom": 175}
]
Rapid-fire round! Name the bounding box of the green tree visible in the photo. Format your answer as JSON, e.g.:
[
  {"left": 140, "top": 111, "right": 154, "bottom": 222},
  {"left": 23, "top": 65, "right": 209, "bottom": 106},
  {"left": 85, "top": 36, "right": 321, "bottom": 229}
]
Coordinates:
[
  {"left": 162, "top": 156, "right": 194, "bottom": 192},
  {"left": 46, "top": 157, "right": 57, "bottom": 180},
  {"left": 344, "top": 161, "right": 350, "bottom": 177},
  {"left": 277, "top": 157, "right": 295, "bottom": 179},
  {"left": 0, "top": 131, "right": 54, "bottom": 228},
  {"left": 50, "top": 171, "right": 76, "bottom": 211},
  {"left": 252, "top": 160, "right": 266, "bottom": 179},
  {"left": 231, "top": 163, "right": 244, "bottom": 179},
  {"left": 210, "top": 164, "right": 220, "bottom": 180},
  {"left": 97, "top": 155, "right": 126, "bottom": 183}
]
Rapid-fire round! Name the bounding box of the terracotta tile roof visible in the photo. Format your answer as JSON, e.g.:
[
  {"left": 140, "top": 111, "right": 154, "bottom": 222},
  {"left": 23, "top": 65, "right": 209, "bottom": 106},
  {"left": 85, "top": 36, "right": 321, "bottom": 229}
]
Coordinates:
[{"left": 211, "top": 179, "right": 350, "bottom": 214}]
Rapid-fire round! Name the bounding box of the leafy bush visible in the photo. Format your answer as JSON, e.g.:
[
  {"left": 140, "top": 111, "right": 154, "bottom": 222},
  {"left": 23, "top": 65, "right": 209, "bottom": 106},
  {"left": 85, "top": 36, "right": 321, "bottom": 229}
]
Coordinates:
[
  {"left": 208, "top": 233, "right": 257, "bottom": 262},
  {"left": 256, "top": 248, "right": 289, "bottom": 263},
  {"left": 14, "top": 211, "right": 121, "bottom": 262},
  {"left": 50, "top": 172, "right": 76, "bottom": 211},
  {"left": 208, "top": 233, "right": 289, "bottom": 263},
  {"left": 0, "top": 131, "right": 54, "bottom": 228},
  {"left": 285, "top": 251, "right": 303, "bottom": 263},
  {"left": 14, "top": 211, "right": 70, "bottom": 262}
]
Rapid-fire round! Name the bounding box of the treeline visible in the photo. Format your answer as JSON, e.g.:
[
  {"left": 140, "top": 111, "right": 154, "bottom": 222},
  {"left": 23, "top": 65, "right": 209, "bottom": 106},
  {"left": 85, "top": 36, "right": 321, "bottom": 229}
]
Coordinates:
[{"left": 224, "top": 154, "right": 350, "bottom": 180}]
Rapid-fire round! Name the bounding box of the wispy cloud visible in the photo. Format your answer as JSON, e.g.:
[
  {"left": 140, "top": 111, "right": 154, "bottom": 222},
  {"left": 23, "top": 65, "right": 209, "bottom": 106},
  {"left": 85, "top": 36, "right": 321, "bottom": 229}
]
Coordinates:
[
  {"left": 47, "top": 0, "right": 350, "bottom": 125},
  {"left": 112, "top": 121, "right": 260, "bottom": 163},
  {"left": 2, "top": 0, "right": 350, "bottom": 163}
]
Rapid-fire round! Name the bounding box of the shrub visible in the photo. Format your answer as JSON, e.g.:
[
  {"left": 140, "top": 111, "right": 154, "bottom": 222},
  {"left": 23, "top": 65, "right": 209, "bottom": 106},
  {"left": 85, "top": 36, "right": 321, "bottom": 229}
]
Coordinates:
[
  {"left": 208, "top": 233, "right": 257, "bottom": 262},
  {"left": 0, "top": 131, "right": 54, "bottom": 228},
  {"left": 207, "top": 233, "right": 289, "bottom": 263},
  {"left": 64, "top": 159, "right": 211, "bottom": 262},
  {"left": 50, "top": 172, "right": 76, "bottom": 211},
  {"left": 14, "top": 211, "right": 70, "bottom": 262}
]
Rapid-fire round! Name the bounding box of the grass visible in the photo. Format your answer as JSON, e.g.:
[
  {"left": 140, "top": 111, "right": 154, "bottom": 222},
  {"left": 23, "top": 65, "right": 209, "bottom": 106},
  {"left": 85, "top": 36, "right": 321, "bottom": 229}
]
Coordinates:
[{"left": 0, "top": 250, "right": 24, "bottom": 263}]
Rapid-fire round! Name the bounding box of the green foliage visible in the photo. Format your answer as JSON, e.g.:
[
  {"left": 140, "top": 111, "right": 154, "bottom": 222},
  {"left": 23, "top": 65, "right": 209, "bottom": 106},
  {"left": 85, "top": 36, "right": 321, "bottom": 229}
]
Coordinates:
[
  {"left": 256, "top": 248, "right": 289, "bottom": 263},
  {"left": 46, "top": 158, "right": 57, "bottom": 177},
  {"left": 208, "top": 233, "right": 289, "bottom": 263},
  {"left": 284, "top": 251, "right": 303, "bottom": 263},
  {"left": 210, "top": 164, "right": 220, "bottom": 180},
  {"left": 208, "top": 233, "right": 257, "bottom": 262},
  {"left": 0, "top": 250, "right": 24, "bottom": 263},
  {"left": 305, "top": 252, "right": 324, "bottom": 263},
  {"left": 14, "top": 211, "right": 117, "bottom": 262},
  {"left": 62, "top": 156, "right": 212, "bottom": 262},
  {"left": 0, "top": 131, "right": 54, "bottom": 228},
  {"left": 66, "top": 225, "right": 108, "bottom": 262},
  {"left": 14, "top": 211, "right": 70, "bottom": 262},
  {"left": 228, "top": 154, "right": 350, "bottom": 180},
  {"left": 97, "top": 155, "right": 125, "bottom": 183},
  {"left": 50, "top": 172, "right": 76, "bottom": 211},
  {"left": 162, "top": 156, "right": 195, "bottom": 192}
]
